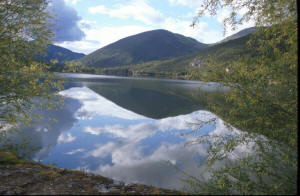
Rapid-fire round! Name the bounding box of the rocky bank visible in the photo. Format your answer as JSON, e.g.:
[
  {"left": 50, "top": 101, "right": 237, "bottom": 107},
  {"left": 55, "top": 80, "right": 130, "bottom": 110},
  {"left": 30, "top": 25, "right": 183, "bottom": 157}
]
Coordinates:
[{"left": 0, "top": 151, "right": 182, "bottom": 195}]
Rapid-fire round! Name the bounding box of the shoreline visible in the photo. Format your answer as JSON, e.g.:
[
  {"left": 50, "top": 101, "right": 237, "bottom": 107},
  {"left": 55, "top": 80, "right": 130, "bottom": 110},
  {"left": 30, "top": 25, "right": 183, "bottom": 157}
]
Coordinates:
[{"left": 0, "top": 151, "right": 182, "bottom": 195}]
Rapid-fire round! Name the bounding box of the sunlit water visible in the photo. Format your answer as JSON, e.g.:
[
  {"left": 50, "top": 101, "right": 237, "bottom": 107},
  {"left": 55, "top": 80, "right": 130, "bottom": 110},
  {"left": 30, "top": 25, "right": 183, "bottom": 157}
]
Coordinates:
[{"left": 6, "top": 73, "right": 235, "bottom": 190}]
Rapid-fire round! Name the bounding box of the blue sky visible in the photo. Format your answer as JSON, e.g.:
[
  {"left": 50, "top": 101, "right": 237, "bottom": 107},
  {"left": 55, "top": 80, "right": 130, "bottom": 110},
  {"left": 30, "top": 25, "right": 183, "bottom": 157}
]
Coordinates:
[{"left": 50, "top": 0, "right": 254, "bottom": 54}]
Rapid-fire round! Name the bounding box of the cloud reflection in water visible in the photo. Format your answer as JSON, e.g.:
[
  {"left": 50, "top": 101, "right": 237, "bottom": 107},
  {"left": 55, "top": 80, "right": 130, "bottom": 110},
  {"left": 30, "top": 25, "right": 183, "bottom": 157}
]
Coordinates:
[
  {"left": 51, "top": 87, "right": 232, "bottom": 190},
  {"left": 59, "top": 87, "right": 147, "bottom": 120}
]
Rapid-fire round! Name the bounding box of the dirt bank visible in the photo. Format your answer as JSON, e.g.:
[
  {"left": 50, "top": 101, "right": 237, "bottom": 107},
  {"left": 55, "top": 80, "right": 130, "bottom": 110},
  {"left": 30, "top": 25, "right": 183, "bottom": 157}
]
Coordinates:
[{"left": 0, "top": 151, "right": 182, "bottom": 195}]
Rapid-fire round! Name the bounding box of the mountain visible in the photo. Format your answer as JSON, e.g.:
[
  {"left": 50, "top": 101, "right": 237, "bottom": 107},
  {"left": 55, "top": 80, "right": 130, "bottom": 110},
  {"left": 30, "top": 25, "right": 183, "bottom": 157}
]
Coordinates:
[
  {"left": 63, "top": 27, "right": 256, "bottom": 78},
  {"left": 95, "top": 32, "right": 253, "bottom": 78},
  {"left": 215, "top": 27, "right": 256, "bottom": 44},
  {"left": 39, "top": 44, "right": 85, "bottom": 63},
  {"left": 80, "top": 29, "right": 208, "bottom": 68}
]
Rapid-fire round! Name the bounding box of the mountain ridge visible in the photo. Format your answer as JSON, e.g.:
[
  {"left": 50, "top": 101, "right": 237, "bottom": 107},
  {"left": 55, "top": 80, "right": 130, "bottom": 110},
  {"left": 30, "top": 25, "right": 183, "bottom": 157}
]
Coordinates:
[
  {"left": 214, "top": 27, "right": 256, "bottom": 45},
  {"left": 38, "top": 44, "right": 85, "bottom": 63},
  {"left": 80, "top": 29, "right": 208, "bottom": 68},
  {"left": 48, "top": 27, "right": 257, "bottom": 77}
]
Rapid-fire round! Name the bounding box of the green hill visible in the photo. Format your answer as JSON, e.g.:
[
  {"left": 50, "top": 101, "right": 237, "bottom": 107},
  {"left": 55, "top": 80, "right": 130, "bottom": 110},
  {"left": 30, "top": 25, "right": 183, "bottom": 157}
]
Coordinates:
[
  {"left": 38, "top": 44, "right": 85, "bottom": 63},
  {"left": 80, "top": 29, "right": 208, "bottom": 68},
  {"left": 214, "top": 27, "right": 256, "bottom": 44},
  {"left": 94, "top": 33, "right": 253, "bottom": 79},
  {"left": 63, "top": 27, "right": 255, "bottom": 78}
]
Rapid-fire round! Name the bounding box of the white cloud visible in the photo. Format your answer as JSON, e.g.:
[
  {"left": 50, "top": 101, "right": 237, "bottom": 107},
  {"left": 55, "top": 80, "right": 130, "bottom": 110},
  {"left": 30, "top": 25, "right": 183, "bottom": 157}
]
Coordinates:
[
  {"left": 168, "top": 0, "right": 254, "bottom": 39},
  {"left": 214, "top": 7, "right": 255, "bottom": 37},
  {"left": 161, "top": 17, "right": 222, "bottom": 43},
  {"left": 90, "top": 142, "right": 118, "bottom": 158},
  {"left": 65, "top": 148, "right": 85, "bottom": 155},
  {"left": 168, "top": 0, "right": 203, "bottom": 8},
  {"left": 57, "top": 133, "right": 76, "bottom": 144},
  {"left": 82, "top": 25, "right": 151, "bottom": 49},
  {"left": 224, "top": 21, "right": 255, "bottom": 37},
  {"left": 89, "top": 5, "right": 108, "bottom": 15},
  {"left": 56, "top": 0, "right": 254, "bottom": 54},
  {"left": 83, "top": 123, "right": 155, "bottom": 142},
  {"left": 89, "top": 1, "right": 164, "bottom": 25},
  {"left": 55, "top": 24, "right": 151, "bottom": 54},
  {"left": 82, "top": 109, "right": 217, "bottom": 144},
  {"left": 82, "top": 109, "right": 260, "bottom": 189},
  {"left": 49, "top": 0, "right": 85, "bottom": 42},
  {"left": 216, "top": 7, "right": 231, "bottom": 24},
  {"left": 86, "top": 1, "right": 224, "bottom": 44},
  {"left": 92, "top": 141, "right": 209, "bottom": 189},
  {"left": 64, "top": 0, "right": 81, "bottom": 4}
]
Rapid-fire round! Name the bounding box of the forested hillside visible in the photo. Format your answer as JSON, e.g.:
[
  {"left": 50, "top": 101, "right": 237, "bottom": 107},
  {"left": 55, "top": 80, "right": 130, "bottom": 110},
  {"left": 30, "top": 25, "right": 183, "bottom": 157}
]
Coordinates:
[{"left": 79, "top": 29, "right": 208, "bottom": 68}]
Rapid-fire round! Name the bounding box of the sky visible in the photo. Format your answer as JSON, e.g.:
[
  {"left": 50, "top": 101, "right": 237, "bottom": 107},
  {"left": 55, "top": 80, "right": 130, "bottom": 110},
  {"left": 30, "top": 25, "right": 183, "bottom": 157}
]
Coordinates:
[{"left": 49, "top": 0, "right": 254, "bottom": 55}]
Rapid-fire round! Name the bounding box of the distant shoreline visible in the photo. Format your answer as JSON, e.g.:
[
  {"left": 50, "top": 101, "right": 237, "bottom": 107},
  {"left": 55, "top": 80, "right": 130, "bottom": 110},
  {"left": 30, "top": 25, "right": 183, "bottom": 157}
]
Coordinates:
[{"left": 57, "top": 70, "right": 189, "bottom": 81}]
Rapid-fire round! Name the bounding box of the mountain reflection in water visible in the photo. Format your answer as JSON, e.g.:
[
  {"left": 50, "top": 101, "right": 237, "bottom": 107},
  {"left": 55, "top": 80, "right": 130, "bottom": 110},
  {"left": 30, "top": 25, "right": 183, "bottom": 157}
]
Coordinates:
[
  {"left": 61, "top": 73, "right": 229, "bottom": 119},
  {"left": 7, "top": 74, "right": 235, "bottom": 190}
]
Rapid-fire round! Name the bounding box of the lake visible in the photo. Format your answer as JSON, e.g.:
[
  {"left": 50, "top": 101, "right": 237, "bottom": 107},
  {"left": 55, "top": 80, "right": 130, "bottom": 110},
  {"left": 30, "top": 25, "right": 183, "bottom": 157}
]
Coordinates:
[{"left": 6, "top": 73, "right": 233, "bottom": 190}]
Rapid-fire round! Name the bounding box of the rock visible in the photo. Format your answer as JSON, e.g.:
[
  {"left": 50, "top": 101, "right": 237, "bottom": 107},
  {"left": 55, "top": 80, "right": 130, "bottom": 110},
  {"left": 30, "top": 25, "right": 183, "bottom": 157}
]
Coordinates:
[{"left": 0, "top": 151, "right": 180, "bottom": 195}]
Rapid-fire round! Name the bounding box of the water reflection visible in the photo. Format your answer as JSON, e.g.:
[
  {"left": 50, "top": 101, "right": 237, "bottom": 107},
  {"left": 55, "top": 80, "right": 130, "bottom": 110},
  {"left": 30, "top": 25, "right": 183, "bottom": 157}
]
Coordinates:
[
  {"left": 4, "top": 74, "right": 234, "bottom": 190},
  {"left": 1, "top": 97, "right": 82, "bottom": 160},
  {"left": 60, "top": 73, "right": 229, "bottom": 119},
  {"left": 4, "top": 74, "right": 295, "bottom": 193},
  {"left": 59, "top": 87, "right": 146, "bottom": 120},
  {"left": 31, "top": 86, "right": 232, "bottom": 190}
]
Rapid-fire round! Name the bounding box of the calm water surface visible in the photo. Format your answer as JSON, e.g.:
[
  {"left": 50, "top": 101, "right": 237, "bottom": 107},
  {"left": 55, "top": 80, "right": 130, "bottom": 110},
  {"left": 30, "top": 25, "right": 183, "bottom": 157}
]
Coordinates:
[{"left": 12, "top": 73, "right": 233, "bottom": 190}]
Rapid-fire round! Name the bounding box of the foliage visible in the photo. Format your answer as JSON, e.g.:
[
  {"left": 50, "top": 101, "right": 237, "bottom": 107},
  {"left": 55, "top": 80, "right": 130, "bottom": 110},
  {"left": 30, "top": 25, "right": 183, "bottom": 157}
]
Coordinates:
[
  {"left": 0, "top": 151, "right": 21, "bottom": 164},
  {"left": 0, "top": 1, "right": 62, "bottom": 139},
  {"left": 182, "top": 126, "right": 297, "bottom": 194},
  {"left": 183, "top": 0, "right": 298, "bottom": 194},
  {"left": 192, "top": 0, "right": 297, "bottom": 147}
]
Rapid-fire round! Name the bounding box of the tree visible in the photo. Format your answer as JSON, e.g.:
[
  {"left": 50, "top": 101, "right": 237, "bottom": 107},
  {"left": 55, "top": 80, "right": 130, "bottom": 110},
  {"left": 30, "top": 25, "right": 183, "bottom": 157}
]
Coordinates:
[
  {"left": 0, "top": 1, "right": 61, "bottom": 133},
  {"left": 191, "top": 0, "right": 297, "bottom": 147},
  {"left": 183, "top": 0, "right": 297, "bottom": 194}
]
